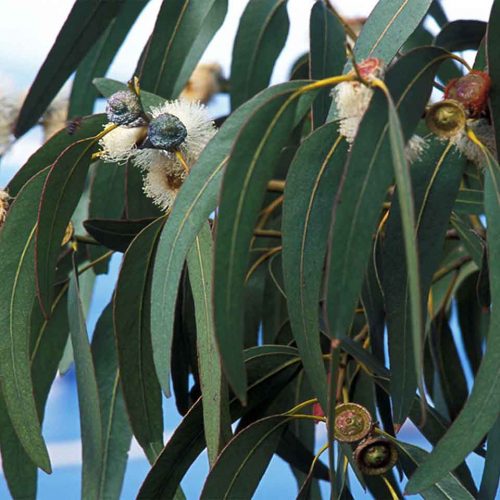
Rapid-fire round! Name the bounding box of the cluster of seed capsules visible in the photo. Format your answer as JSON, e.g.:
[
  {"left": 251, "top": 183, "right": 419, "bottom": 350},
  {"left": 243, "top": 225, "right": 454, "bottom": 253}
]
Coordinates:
[{"left": 333, "top": 403, "right": 398, "bottom": 476}]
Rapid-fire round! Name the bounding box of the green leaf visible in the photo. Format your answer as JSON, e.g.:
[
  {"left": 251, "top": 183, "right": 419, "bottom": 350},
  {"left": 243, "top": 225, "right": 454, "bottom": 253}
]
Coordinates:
[
  {"left": 83, "top": 217, "right": 156, "bottom": 252},
  {"left": 309, "top": 1, "right": 345, "bottom": 128},
  {"left": 200, "top": 415, "right": 290, "bottom": 499},
  {"left": 0, "top": 169, "right": 51, "bottom": 473},
  {"left": 14, "top": 0, "right": 124, "bottom": 137},
  {"left": 434, "top": 20, "right": 486, "bottom": 52},
  {"left": 91, "top": 302, "right": 132, "bottom": 500},
  {"left": 93, "top": 77, "right": 165, "bottom": 111},
  {"left": 382, "top": 138, "right": 466, "bottom": 423},
  {"left": 136, "top": 0, "right": 227, "bottom": 98},
  {"left": 7, "top": 114, "right": 106, "bottom": 197},
  {"left": 396, "top": 441, "right": 475, "bottom": 499},
  {"left": 453, "top": 188, "right": 484, "bottom": 214},
  {"left": 150, "top": 81, "right": 309, "bottom": 397},
  {"left": 325, "top": 47, "right": 448, "bottom": 341},
  {"left": 487, "top": 0, "right": 500, "bottom": 158},
  {"left": 230, "top": 0, "right": 289, "bottom": 109},
  {"left": 354, "top": 0, "right": 433, "bottom": 63},
  {"left": 0, "top": 288, "right": 69, "bottom": 498},
  {"left": 35, "top": 137, "right": 101, "bottom": 316},
  {"left": 187, "top": 224, "right": 231, "bottom": 465},
  {"left": 69, "top": 1, "right": 147, "bottom": 117},
  {"left": 137, "top": 346, "right": 301, "bottom": 499},
  {"left": 479, "top": 416, "right": 500, "bottom": 499},
  {"left": 113, "top": 218, "right": 164, "bottom": 461},
  {"left": 405, "top": 151, "right": 500, "bottom": 493},
  {"left": 282, "top": 123, "right": 348, "bottom": 408},
  {"left": 213, "top": 88, "right": 318, "bottom": 402},
  {"left": 68, "top": 270, "right": 103, "bottom": 500}
]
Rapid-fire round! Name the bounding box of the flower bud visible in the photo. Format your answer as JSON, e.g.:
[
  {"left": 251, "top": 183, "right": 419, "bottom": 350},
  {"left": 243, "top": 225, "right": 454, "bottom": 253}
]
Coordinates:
[
  {"left": 444, "top": 71, "right": 491, "bottom": 118},
  {"left": 353, "top": 57, "right": 384, "bottom": 82},
  {"left": 334, "top": 403, "right": 373, "bottom": 442},
  {"left": 426, "top": 99, "right": 466, "bottom": 138},
  {"left": 106, "top": 90, "right": 144, "bottom": 126},
  {"left": 354, "top": 437, "right": 398, "bottom": 475},
  {"left": 147, "top": 113, "right": 188, "bottom": 151}
]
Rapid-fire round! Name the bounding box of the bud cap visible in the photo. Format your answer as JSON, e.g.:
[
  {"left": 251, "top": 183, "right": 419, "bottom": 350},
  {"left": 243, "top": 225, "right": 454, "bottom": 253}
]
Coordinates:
[
  {"left": 106, "top": 90, "right": 144, "bottom": 126},
  {"left": 147, "top": 113, "right": 188, "bottom": 151},
  {"left": 334, "top": 403, "right": 373, "bottom": 443}
]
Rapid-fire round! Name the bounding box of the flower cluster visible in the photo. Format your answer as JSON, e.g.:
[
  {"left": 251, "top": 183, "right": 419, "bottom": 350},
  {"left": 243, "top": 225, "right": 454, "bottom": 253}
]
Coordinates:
[
  {"left": 99, "top": 88, "right": 216, "bottom": 211},
  {"left": 427, "top": 70, "right": 496, "bottom": 165},
  {"left": 334, "top": 57, "right": 426, "bottom": 163}
]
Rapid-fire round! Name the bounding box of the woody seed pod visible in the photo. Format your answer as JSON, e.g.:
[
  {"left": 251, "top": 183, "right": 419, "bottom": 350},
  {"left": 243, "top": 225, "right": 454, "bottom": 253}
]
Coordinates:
[
  {"left": 354, "top": 437, "right": 398, "bottom": 475},
  {"left": 334, "top": 403, "right": 373, "bottom": 443},
  {"left": 426, "top": 99, "right": 466, "bottom": 138}
]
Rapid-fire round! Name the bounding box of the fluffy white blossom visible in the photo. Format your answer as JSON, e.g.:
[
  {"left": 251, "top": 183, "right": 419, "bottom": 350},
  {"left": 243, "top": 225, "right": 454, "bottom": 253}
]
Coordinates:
[
  {"left": 451, "top": 119, "right": 497, "bottom": 166},
  {"left": 142, "top": 160, "right": 185, "bottom": 211},
  {"left": 334, "top": 80, "right": 427, "bottom": 163},
  {"left": 99, "top": 125, "right": 148, "bottom": 163}
]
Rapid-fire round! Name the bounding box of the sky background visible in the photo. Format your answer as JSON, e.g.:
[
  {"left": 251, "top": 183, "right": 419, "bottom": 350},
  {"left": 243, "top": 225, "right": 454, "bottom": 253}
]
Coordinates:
[{"left": 0, "top": 0, "right": 496, "bottom": 498}]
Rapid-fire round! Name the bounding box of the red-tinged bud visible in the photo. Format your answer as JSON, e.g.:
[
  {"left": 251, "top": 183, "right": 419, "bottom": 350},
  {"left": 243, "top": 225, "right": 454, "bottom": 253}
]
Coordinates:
[
  {"left": 354, "top": 57, "right": 384, "bottom": 81},
  {"left": 444, "top": 71, "right": 491, "bottom": 118}
]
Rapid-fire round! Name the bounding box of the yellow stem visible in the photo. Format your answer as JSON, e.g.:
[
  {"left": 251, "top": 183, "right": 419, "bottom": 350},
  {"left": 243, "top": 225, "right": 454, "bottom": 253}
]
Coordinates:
[
  {"left": 245, "top": 246, "right": 282, "bottom": 283},
  {"left": 284, "top": 398, "right": 318, "bottom": 415},
  {"left": 381, "top": 475, "right": 400, "bottom": 500},
  {"left": 175, "top": 150, "right": 190, "bottom": 174},
  {"left": 289, "top": 414, "right": 326, "bottom": 423},
  {"left": 297, "top": 73, "right": 356, "bottom": 94}
]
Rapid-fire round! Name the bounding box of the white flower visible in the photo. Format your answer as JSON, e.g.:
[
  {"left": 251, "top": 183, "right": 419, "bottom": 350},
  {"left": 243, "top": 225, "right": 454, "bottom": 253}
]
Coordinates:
[
  {"left": 334, "top": 80, "right": 374, "bottom": 143},
  {"left": 133, "top": 99, "right": 216, "bottom": 210},
  {"left": 0, "top": 189, "right": 9, "bottom": 227},
  {"left": 180, "top": 63, "right": 223, "bottom": 104},
  {"left": 451, "top": 119, "right": 497, "bottom": 166},
  {"left": 99, "top": 125, "right": 148, "bottom": 164},
  {"left": 142, "top": 160, "right": 185, "bottom": 211}
]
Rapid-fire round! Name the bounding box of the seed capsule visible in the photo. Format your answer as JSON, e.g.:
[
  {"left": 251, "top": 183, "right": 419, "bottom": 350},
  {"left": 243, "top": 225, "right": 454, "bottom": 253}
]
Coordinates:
[
  {"left": 354, "top": 437, "right": 398, "bottom": 475},
  {"left": 426, "top": 99, "right": 466, "bottom": 138},
  {"left": 106, "top": 90, "right": 144, "bottom": 126},
  {"left": 147, "top": 113, "right": 188, "bottom": 151},
  {"left": 444, "top": 70, "right": 491, "bottom": 118},
  {"left": 334, "top": 403, "right": 373, "bottom": 442}
]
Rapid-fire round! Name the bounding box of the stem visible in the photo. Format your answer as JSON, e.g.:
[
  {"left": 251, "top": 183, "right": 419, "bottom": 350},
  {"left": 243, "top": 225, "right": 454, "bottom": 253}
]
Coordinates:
[
  {"left": 253, "top": 229, "right": 281, "bottom": 239},
  {"left": 245, "top": 246, "right": 282, "bottom": 283},
  {"left": 78, "top": 250, "right": 114, "bottom": 275},
  {"left": 326, "top": 1, "right": 358, "bottom": 42},
  {"left": 175, "top": 150, "right": 190, "bottom": 174},
  {"left": 75, "top": 234, "right": 101, "bottom": 246},
  {"left": 284, "top": 398, "right": 318, "bottom": 415}
]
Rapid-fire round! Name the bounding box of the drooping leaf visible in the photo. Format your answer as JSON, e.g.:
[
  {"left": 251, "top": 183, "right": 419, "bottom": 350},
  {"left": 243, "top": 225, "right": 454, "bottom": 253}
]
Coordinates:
[
  {"left": 282, "top": 124, "right": 348, "bottom": 408},
  {"left": 83, "top": 217, "right": 156, "bottom": 252},
  {"left": 136, "top": 0, "right": 227, "bottom": 98},
  {"left": 7, "top": 114, "right": 106, "bottom": 197},
  {"left": 382, "top": 138, "right": 465, "bottom": 423},
  {"left": 434, "top": 20, "right": 487, "bottom": 52},
  {"left": 213, "top": 88, "right": 318, "bottom": 402},
  {"left": 0, "top": 287, "right": 69, "bottom": 498},
  {"left": 150, "top": 81, "right": 310, "bottom": 398},
  {"left": 200, "top": 415, "right": 290, "bottom": 499},
  {"left": 69, "top": 1, "right": 147, "bottom": 117},
  {"left": 309, "top": 1, "right": 345, "bottom": 128},
  {"left": 113, "top": 218, "right": 165, "bottom": 461},
  {"left": 187, "top": 224, "right": 231, "bottom": 465},
  {"left": 230, "top": 0, "right": 289, "bottom": 109},
  {"left": 0, "top": 169, "right": 51, "bottom": 473},
  {"left": 14, "top": 1, "right": 124, "bottom": 137},
  {"left": 68, "top": 270, "right": 103, "bottom": 500},
  {"left": 405, "top": 151, "right": 500, "bottom": 494},
  {"left": 396, "top": 440, "right": 475, "bottom": 499},
  {"left": 137, "top": 346, "right": 301, "bottom": 499},
  {"left": 354, "top": 0, "right": 433, "bottom": 63},
  {"left": 91, "top": 302, "right": 132, "bottom": 500},
  {"left": 35, "top": 137, "right": 102, "bottom": 316},
  {"left": 479, "top": 416, "right": 500, "bottom": 500}
]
